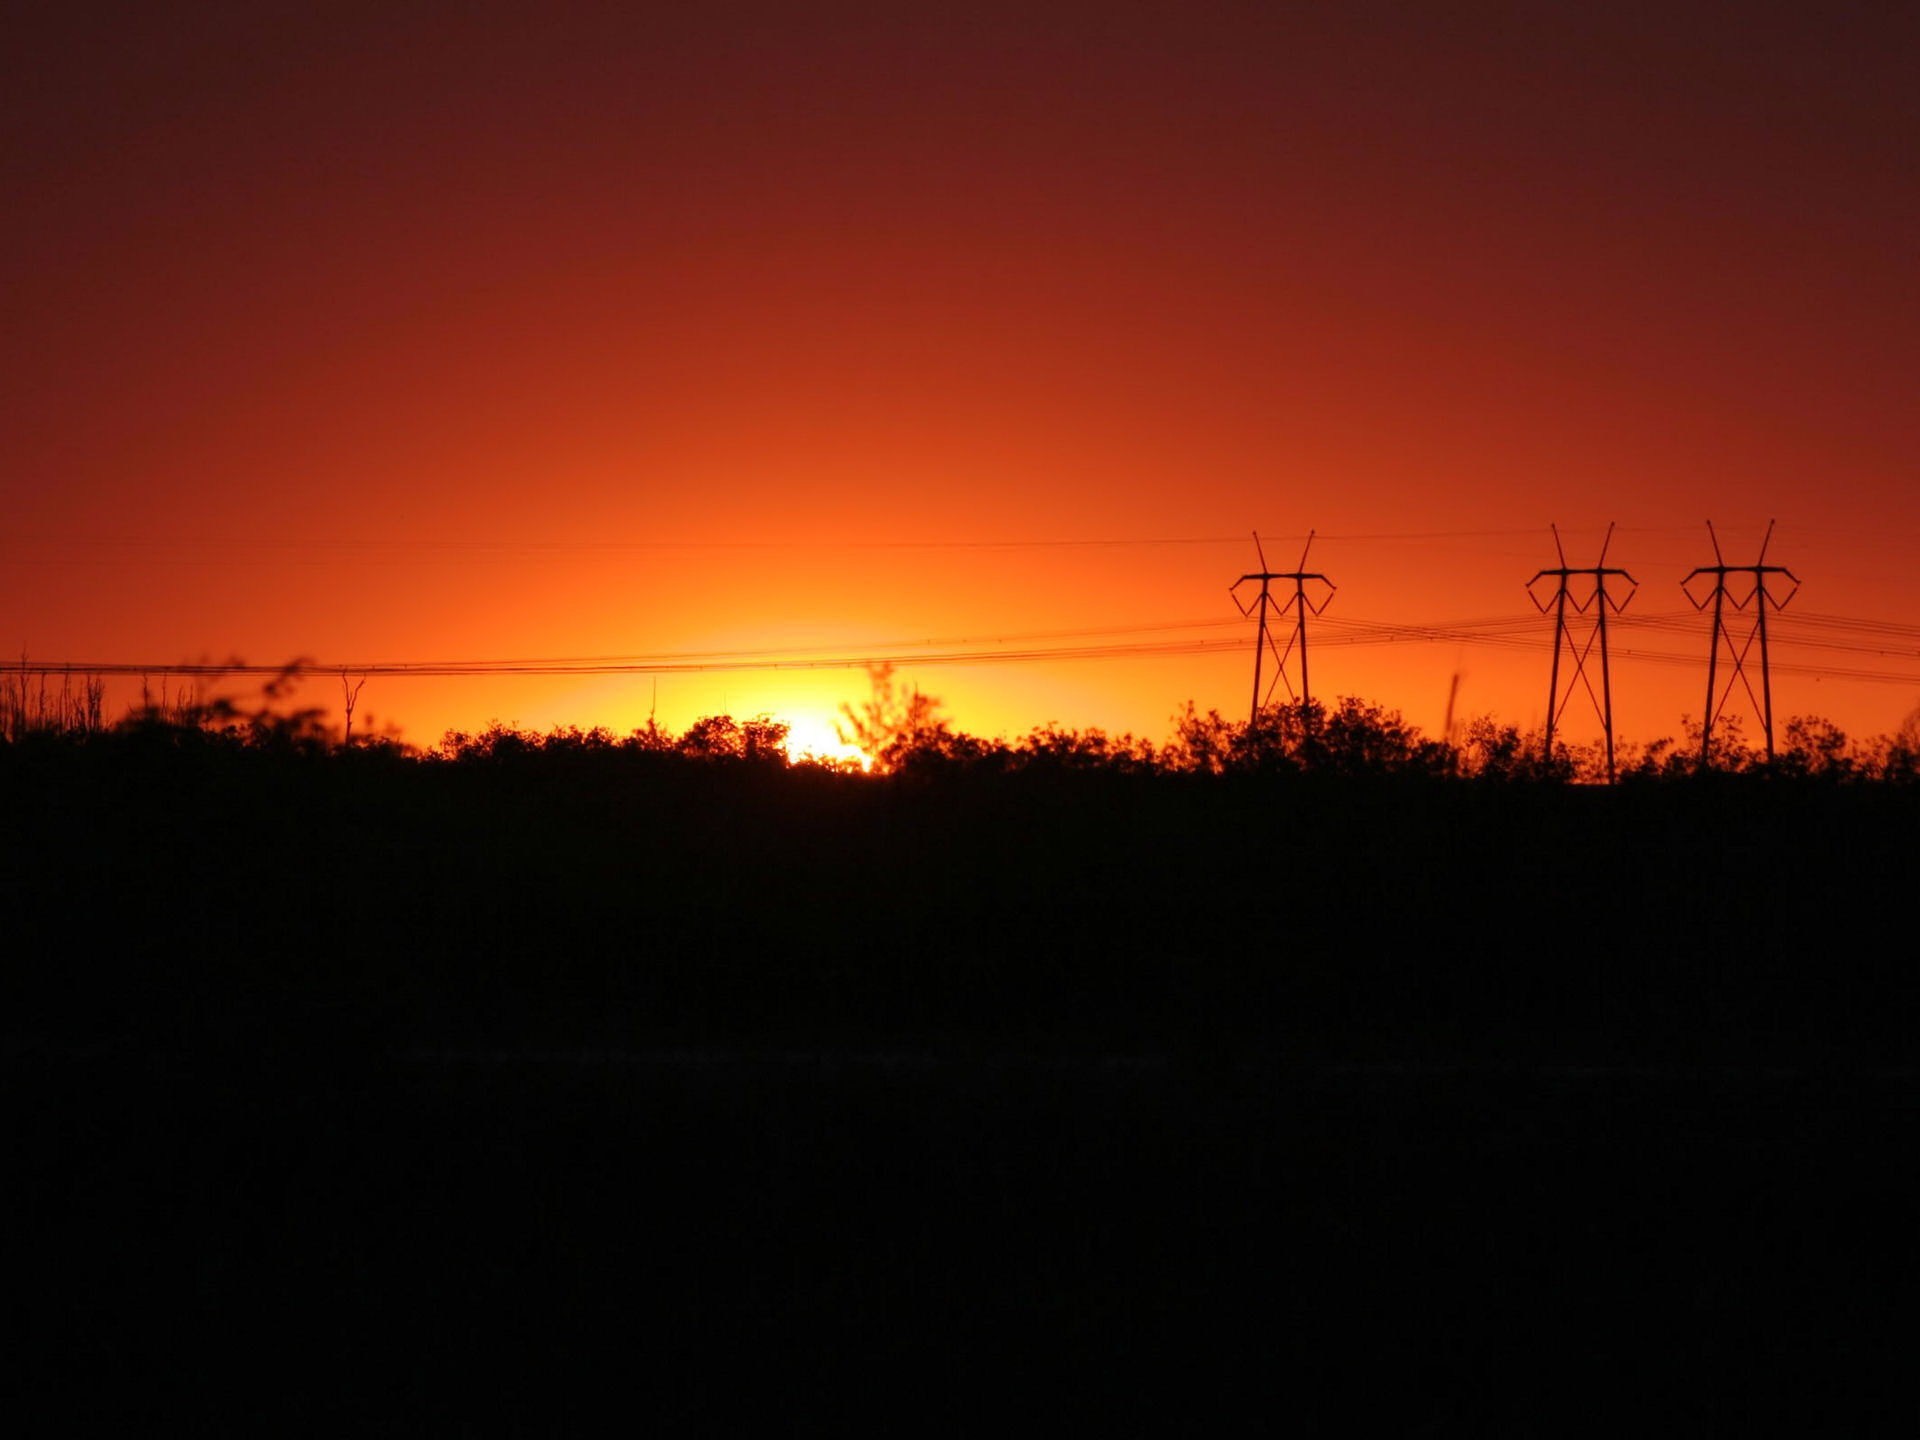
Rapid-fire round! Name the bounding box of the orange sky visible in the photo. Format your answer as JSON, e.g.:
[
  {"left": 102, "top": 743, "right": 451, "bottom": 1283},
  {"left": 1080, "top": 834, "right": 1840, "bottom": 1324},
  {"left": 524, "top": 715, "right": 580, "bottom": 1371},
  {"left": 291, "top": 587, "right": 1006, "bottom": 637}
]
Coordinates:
[{"left": 5, "top": 3, "right": 1916, "bottom": 753}]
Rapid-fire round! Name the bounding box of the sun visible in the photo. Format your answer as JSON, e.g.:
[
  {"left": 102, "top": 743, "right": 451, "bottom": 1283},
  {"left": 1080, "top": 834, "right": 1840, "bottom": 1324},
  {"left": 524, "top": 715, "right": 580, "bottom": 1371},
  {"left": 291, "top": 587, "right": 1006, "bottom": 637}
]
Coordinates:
[{"left": 780, "top": 713, "right": 873, "bottom": 769}]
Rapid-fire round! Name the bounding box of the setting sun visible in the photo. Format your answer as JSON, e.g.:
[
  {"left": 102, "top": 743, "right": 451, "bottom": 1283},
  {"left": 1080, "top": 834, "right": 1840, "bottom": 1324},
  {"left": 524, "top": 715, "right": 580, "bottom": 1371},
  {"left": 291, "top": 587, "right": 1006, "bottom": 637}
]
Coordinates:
[{"left": 781, "top": 713, "right": 872, "bottom": 769}]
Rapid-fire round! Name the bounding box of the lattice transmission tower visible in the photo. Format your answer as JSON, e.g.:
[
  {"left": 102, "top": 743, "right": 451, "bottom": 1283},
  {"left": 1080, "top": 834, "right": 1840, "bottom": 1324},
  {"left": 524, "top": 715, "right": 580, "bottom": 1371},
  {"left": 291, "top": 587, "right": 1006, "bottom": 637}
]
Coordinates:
[
  {"left": 1683, "top": 520, "right": 1799, "bottom": 765},
  {"left": 1232, "top": 531, "right": 1335, "bottom": 725},
  {"left": 1527, "top": 522, "right": 1637, "bottom": 781}
]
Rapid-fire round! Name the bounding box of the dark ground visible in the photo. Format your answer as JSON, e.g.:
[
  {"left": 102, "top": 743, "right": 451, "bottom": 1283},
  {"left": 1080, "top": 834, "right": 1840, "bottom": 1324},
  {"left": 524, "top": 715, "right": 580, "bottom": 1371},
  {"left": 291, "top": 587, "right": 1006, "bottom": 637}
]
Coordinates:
[{"left": 4, "top": 744, "right": 1915, "bottom": 1430}]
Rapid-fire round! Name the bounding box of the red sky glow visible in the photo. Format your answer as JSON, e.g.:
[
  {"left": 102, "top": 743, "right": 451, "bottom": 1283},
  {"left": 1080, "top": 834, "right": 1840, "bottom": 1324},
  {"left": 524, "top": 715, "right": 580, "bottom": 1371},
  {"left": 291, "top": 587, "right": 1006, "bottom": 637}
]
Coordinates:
[{"left": 5, "top": 2, "right": 1916, "bottom": 753}]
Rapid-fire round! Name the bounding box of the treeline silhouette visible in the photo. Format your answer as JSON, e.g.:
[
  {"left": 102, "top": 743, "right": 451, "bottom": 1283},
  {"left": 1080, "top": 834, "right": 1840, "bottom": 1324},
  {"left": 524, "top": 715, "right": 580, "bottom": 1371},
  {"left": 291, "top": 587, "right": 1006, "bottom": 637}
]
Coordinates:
[
  {"left": 10, "top": 656, "right": 1917, "bottom": 783},
  {"left": 8, "top": 664, "right": 1915, "bottom": 1062},
  {"left": 5, "top": 664, "right": 1914, "bottom": 1428}
]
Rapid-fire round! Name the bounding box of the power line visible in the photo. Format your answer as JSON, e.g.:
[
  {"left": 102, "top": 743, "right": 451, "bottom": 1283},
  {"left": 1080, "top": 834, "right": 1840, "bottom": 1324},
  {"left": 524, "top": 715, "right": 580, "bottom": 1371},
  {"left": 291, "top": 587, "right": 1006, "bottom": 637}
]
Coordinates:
[
  {"left": 5, "top": 534, "right": 1241, "bottom": 558},
  {"left": 11, "top": 637, "right": 1251, "bottom": 679},
  {"left": 264, "top": 615, "right": 1252, "bottom": 671},
  {"left": 0, "top": 525, "right": 1594, "bottom": 560},
  {"left": 12, "top": 604, "right": 1917, "bottom": 688}
]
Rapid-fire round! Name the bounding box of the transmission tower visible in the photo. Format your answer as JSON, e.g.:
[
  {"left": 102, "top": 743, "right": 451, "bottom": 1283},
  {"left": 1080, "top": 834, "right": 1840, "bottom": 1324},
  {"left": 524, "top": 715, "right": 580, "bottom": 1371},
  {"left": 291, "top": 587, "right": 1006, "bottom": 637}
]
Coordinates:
[
  {"left": 1231, "top": 530, "right": 1335, "bottom": 725},
  {"left": 1682, "top": 519, "right": 1799, "bottom": 765},
  {"left": 1527, "top": 522, "right": 1637, "bottom": 781}
]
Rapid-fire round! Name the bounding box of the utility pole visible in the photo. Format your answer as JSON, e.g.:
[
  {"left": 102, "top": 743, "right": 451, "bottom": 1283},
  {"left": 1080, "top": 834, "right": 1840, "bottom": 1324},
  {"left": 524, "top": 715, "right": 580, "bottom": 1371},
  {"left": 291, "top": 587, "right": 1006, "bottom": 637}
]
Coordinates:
[
  {"left": 1231, "top": 530, "right": 1335, "bottom": 726},
  {"left": 1527, "top": 523, "right": 1637, "bottom": 781},
  {"left": 1682, "top": 520, "right": 1799, "bottom": 766}
]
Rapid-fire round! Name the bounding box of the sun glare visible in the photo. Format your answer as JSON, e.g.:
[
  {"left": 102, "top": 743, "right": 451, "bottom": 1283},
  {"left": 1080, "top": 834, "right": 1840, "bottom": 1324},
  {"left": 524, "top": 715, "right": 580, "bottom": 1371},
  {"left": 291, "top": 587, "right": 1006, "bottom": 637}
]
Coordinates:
[{"left": 782, "top": 713, "right": 872, "bottom": 769}]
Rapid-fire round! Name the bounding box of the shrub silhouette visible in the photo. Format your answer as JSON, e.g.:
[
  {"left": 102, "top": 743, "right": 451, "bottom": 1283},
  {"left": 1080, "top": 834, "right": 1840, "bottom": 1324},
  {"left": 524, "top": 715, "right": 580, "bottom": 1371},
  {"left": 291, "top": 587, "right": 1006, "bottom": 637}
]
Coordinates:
[
  {"left": 1169, "top": 698, "right": 1449, "bottom": 779},
  {"left": 1459, "top": 717, "right": 1579, "bottom": 782}
]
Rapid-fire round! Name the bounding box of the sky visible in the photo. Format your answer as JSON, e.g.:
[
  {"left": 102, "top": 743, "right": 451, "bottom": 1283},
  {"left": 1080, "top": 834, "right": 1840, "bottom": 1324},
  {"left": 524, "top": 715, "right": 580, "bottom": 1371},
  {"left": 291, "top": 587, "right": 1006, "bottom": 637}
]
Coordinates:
[{"left": 5, "top": 1, "right": 1916, "bottom": 756}]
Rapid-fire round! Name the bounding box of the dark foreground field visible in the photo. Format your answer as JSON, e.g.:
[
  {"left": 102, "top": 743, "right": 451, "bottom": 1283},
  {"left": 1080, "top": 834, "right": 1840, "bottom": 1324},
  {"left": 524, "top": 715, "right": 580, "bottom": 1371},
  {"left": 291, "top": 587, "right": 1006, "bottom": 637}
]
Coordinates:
[{"left": 5, "top": 744, "right": 1916, "bottom": 1429}]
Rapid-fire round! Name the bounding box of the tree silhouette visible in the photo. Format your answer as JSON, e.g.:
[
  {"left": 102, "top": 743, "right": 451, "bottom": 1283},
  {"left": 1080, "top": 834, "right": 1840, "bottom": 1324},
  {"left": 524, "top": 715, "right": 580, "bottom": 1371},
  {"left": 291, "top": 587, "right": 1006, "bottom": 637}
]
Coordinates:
[
  {"left": 836, "top": 664, "right": 956, "bottom": 771},
  {"left": 673, "top": 713, "right": 790, "bottom": 762}
]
